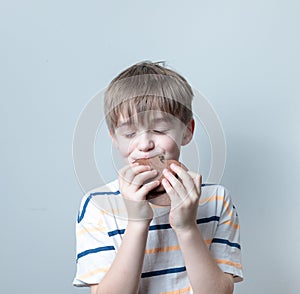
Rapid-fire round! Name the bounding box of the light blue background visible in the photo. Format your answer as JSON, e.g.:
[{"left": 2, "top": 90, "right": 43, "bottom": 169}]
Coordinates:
[{"left": 1, "top": 1, "right": 299, "bottom": 293}]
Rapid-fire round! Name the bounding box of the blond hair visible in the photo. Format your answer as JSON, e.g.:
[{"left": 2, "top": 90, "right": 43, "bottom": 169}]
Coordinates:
[{"left": 104, "top": 61, "right": 194, "bottom": 132}]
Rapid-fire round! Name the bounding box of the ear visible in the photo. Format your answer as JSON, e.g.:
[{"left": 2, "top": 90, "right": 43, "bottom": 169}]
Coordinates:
[{"left": 181, "top": 119, "right": 195, "bottom": 146}]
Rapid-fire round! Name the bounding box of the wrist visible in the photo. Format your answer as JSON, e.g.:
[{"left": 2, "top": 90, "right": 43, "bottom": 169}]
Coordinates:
[
  {"left": 127, "top": 219, "right": 151, "bottom": 232},
  {"left": 173, "top": 223, "right": 199, "bottom": 237},
  {"left": 175, "top": 224, "right": 208, "bottom": 251}
]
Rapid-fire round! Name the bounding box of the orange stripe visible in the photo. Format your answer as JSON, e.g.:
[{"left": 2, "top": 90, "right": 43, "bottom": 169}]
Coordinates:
[
  {"left": 223, "top": 220, "right": 240, "bottom": 229},
  {"left": 79, "top": 267, "right": 109, "bottom": 280},
  {"left": 223, "top": 200, "right": 233, "bottom": 218},
  {"left": 145, "top": 245, "right": 180, "bottom": 254},
  {"left": 76, "top": 226, "right": 107, "bottom": 236},
  {"left": 199, "top": 195, "right": 234, "bottom": 219},
  {"left": 205, "top": 239, "right": 212, "bottom": 245},
  {"left": 161, "top": 286, "right": 191, "bottom": 294},
  {"left": 199, "top": 195, "right": 224, "bottom": 205},
  {"left": 146, "top": 240, "right": 212, "bottom": 255},
  {"left": 101, "top": 208, "right": 127, "bottom": 215},
  {"left": 215, "top": 259, "right": 243, "bottom": 269}
]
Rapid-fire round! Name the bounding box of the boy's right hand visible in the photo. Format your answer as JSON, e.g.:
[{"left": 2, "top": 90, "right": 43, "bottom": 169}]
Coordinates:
[{"left": 118, "top": 163, "right": 160, "bottom": 223}]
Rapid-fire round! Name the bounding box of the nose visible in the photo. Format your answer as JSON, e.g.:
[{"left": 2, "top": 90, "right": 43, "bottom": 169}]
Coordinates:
[{"left": 137, "top": 131, "right": 155, "bottom": 152}]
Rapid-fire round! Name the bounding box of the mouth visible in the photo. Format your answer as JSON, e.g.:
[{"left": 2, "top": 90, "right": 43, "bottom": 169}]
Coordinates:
[
  {"left": 133, "top": 155, "right": 167, "bottom": 183},
  {"left": 132, "top": 153, "right": 164, "bottom": 162}
]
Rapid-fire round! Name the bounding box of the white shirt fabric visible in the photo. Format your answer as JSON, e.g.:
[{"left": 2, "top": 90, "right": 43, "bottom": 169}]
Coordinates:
[{"left": 73, "top": 180, "right": 243, "bottom": 293}]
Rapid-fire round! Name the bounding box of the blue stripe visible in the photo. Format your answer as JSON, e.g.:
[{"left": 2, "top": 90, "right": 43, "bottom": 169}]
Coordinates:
[
  {"left": 201, "top": 183, "right": 216, "bottom": 186},
  {"left": 107, "top": 216, "right": 220, "bottom": 237},
  {"left": 149, "top": 223, "right": 172, "bottom": 231},
  {"left": 141, "top": 266, "right": 186, "bottom": 278},
  {"left": 77, "top": 190, "right": 120, "bottom": 223},
  {"left": 212, "top": 238, "right": 241, "bottom": 249},
  {"left": 77, "top": 184, "right": 214, "bottom": 223},
  {"left": 107, "top": 224, "right": 172, "bottom": 237},
  {"left": 197, "top": 216, "right": 220, "bottom": 224},
  {"left": 77, "top": 245, "right": 115, "bottom": 261},
  {"left": 108, "top": 229, "right": 125, "bottom": 237}
]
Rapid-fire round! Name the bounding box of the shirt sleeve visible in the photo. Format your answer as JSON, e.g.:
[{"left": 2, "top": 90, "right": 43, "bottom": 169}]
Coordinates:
[
  {"left": 209, "top": 186, "right": 244, "bottom": 282},
  {"left": 73, "top": 195, "right": 116, "bottom": 287}
]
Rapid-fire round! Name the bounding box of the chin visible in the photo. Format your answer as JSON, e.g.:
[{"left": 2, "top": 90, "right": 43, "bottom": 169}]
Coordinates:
[
  {"left": 146, "top": 186, "right": 171, "bottom": 206},
  {"left": 146, "top": 184, "right": 165, "bottom": 200},
  {"left": 150, "top": 183, "right": 165, "bottom": 193}
]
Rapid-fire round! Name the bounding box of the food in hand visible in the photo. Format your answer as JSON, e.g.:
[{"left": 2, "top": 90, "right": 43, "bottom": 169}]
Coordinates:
[{"left": 133, "top": 155, "right": 187, "bottom": 184}]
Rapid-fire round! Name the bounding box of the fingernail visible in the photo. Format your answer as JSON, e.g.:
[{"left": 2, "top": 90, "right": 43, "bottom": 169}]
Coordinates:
[
  {"left": 170, "top": 163, "right": 177, "bottom": 169},
  {"left": 163, "top": 168, "right": 169, "bottom": 175}
]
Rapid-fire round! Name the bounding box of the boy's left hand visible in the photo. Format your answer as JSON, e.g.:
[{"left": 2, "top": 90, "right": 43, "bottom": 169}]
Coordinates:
[{"left": 161, "top": 164, "right": 202, "bottom": 232}]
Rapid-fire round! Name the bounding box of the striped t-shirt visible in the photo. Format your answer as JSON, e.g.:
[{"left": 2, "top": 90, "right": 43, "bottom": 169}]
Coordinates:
[{"left": 73, "top": 180, "right": 243, "bottom": 292}]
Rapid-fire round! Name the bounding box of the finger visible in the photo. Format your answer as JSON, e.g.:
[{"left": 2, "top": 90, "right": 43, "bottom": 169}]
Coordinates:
[
  {"left": 162, "top": 169, "right": 186, "bottom": 200},
  {"left": 187, "top": 171, "right": 202, "bottom": 197},
  {"left": 120, "top": 164, "right": 152, "bottom": 184},
  {"left": 170, "top": 164, "right": 199, "bottom": 200},
  {"left": 138, "top": 180, "right": 161, "bottom": 199},
  {"left": 161, "top": 178, "right": 179, "bottom": 203},
  {"left": 118, "top": 164, "right": 134, "bottom": 177},
  {"left": 133, "top": 169, "right": 158, "bottom": 186},
  {"left": 187, "top": 170, "right": 198, "bottom": 179},
  {"left": 162, "top": 168, "right": 183, "bottom": 189},
  {"left": 119, "top": 164, "right": 138, "bottom": 182}
]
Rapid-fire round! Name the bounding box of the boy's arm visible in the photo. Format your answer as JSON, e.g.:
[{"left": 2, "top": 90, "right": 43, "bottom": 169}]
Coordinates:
[
  {"left": 175, "top": 225, "right": 234, "bottom": 294},
  {"left": 90, "top": 164, "right": 159, "bottom": 294},
  {"left": 90, "top": 221, "right": 150, "bottom": 294},
  {"left": 162, "top": 165, "right": 234, "bottom": 294}
]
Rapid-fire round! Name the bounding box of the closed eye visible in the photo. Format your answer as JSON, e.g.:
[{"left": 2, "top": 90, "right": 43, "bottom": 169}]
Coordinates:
[
  {"left": 124, "top": 132, "right": 136, "bottom": 138},
  {"left": 152, "top": 129, "right": 168, "bottom": 134}
]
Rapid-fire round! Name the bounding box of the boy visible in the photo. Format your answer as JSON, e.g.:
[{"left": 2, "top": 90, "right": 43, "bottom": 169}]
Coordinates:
[{"left": 73, "top": 61, "right": 243, "bottom": 293}]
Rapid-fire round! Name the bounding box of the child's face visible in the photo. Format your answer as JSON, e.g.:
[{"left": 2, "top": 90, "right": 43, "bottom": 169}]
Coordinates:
[{"left": 111, "top": 111, "right": 194, "bottom": 164}]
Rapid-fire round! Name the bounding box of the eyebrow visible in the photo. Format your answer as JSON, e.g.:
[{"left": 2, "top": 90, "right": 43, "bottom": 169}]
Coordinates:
[{"left": 116, "top": 117, "right": 171, "bottom": 129}]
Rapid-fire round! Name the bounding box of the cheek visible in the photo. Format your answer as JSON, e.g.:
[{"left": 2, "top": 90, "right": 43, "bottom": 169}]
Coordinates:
[
  {"left": 160, "top": 136, "right": 181, "bottom": 155},
  {"left": 117, "top": 139, "right": 135, "bottom": 157}
]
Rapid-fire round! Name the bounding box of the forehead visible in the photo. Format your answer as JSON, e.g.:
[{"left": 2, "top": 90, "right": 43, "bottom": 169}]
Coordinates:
[{"left": 116, "top": 110, "right": 176, "bottom": 128}]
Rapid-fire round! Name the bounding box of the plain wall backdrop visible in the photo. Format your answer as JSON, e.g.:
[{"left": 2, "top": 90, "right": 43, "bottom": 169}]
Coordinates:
[{"left": 1, "top": 1, "right": 299, "bottom": 293}]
